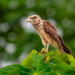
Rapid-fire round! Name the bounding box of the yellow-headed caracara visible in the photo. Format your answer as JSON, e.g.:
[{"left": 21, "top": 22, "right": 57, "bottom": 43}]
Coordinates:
[{"left": 26, "top": 15, "right": 71, "bottom": 55}]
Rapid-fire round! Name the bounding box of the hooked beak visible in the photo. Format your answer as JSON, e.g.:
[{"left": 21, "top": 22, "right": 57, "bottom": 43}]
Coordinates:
[{"left": 25, "top": 18, "right": 31, "bottom": 23}]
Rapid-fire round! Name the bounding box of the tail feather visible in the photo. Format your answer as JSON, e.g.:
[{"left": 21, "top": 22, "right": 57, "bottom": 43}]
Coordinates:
[
  {"left": 58, "top": 35, "right": 71, "bottom": 55},
  {"left": 62, "top": 44, "right": 71, "bottom": 55}
]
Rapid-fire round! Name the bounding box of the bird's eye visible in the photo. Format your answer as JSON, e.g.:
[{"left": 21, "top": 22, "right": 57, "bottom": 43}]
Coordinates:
[{"left": 30, "top": 17, "right": 32, "bottom": 19}]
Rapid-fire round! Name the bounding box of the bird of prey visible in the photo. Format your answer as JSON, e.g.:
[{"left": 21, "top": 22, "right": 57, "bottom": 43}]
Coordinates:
[{"left": 26, "top": 15, "right": 71, "bottom": 54}]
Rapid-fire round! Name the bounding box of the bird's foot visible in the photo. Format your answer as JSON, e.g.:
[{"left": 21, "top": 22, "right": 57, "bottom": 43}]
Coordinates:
[
  {"left": 39, "top": 48, "right": 50, "bottom": 63},
  {"left": 43, "top": 47, "right": 46, "bottom": 52},
  {"left": 40, "top": 48, "right": 48, "bottom": 55}
]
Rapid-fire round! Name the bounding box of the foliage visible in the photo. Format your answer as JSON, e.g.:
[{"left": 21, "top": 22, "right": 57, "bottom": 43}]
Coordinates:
[{"left": 0, "top": 50, "right": 75, "bottom": 75}]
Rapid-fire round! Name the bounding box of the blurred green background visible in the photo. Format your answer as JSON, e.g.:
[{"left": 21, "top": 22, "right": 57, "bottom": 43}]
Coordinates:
[{"left": 0, "top": 0, "right": 75, "bottom": 68}]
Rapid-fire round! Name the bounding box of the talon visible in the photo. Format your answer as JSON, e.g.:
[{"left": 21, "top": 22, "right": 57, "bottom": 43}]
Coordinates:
[{"left": 42, "top": 48, "right": 45, "bottom": 53}]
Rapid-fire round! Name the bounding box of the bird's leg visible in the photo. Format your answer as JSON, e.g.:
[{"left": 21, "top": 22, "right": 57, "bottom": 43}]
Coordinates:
[
  {"left": 42, "top": 45, "right": 47, "bottom": 52},
  {"left": 44, "top": 45, "right": 47, "bottom": 50},
  {"left": 47, "top": 43, "right": 49, "bottom": 51},
  {"left": 44, "top": 45, "right": 47, "bottom": 49},
  {"left": 42, "top": 43, "right": 49, "bottom": 54}
]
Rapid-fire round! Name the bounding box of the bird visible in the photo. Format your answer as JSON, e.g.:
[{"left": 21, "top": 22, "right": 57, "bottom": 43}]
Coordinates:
[{"left": 25, "top": 15, "right": 71, "bottom": 55}]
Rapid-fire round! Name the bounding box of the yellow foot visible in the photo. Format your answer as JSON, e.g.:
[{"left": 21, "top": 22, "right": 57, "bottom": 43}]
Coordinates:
[
  {"left": 39, "top": 48, "right": 50, "bottom": 63},
  {"left": 39, "top": 48, "right": 48, "bottom": 55}
]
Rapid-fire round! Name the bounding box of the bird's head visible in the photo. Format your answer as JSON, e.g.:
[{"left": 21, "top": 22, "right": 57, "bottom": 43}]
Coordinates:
[{"left": 25, "top": 15, "right": 42, "bottom": 24}]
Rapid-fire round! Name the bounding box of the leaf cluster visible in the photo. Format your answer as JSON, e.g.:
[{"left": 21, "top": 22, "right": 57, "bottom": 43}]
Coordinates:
[{"left": 0, "top": 50, "right": 75, "bottom": 75}]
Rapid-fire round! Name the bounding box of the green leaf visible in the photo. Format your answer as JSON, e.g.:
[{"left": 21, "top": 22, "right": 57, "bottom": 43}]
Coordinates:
[
  {"left": 6, "top": 67, "right": 20, "bottom": 75},
  {"left": 45, "top": 50, "right": 54, "bottom": 56},
  {"left": 31, "top": 54, "right": 50, "bottom": 74},
  {"left": 0, "top": 64, "right": 33, "bottom": 75},
  {"left": 31, "top": 54, "right": 44, "bottom": 68},
  {"left": 67, "top": 54, "right": 75, "bottom": 66},
  {"left": 49, "top": 71, "right": 62, "bottom": 75},
  {"left": 21, "top": 50, "right": 37, "bottom": 69},
  {"left": 0, "top": 64, "right": 24, "bottom": 75}
]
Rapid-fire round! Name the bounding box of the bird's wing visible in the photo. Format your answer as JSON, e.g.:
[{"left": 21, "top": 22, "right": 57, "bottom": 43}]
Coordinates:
[
  {"left": 43, "top": 20, "right": 61, "bottom": 45},
  {"left": 44, "top": 20, "right": 57, "bottom": 31}
]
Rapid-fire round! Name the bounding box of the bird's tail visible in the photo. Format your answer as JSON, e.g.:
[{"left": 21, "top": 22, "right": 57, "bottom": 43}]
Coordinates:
[
  {"left": 58, "top": 35, "right": 71, "bottom": 55},
  {"left": 62, "top": 44, "right": 71, "bottom": 55}
]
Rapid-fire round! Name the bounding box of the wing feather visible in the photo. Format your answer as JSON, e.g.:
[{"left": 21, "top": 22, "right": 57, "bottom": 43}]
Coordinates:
[
  {"left": 45, "top": 20, "right": 56, "bottom": 31},
  {"left": 43, "top": 20, "right": 61, "bottom": 45}
]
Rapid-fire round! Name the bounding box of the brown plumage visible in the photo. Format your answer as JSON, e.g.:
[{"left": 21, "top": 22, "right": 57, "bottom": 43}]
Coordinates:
[{"left": 26, "top": 15, "right": 71, "bottom": 55}]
